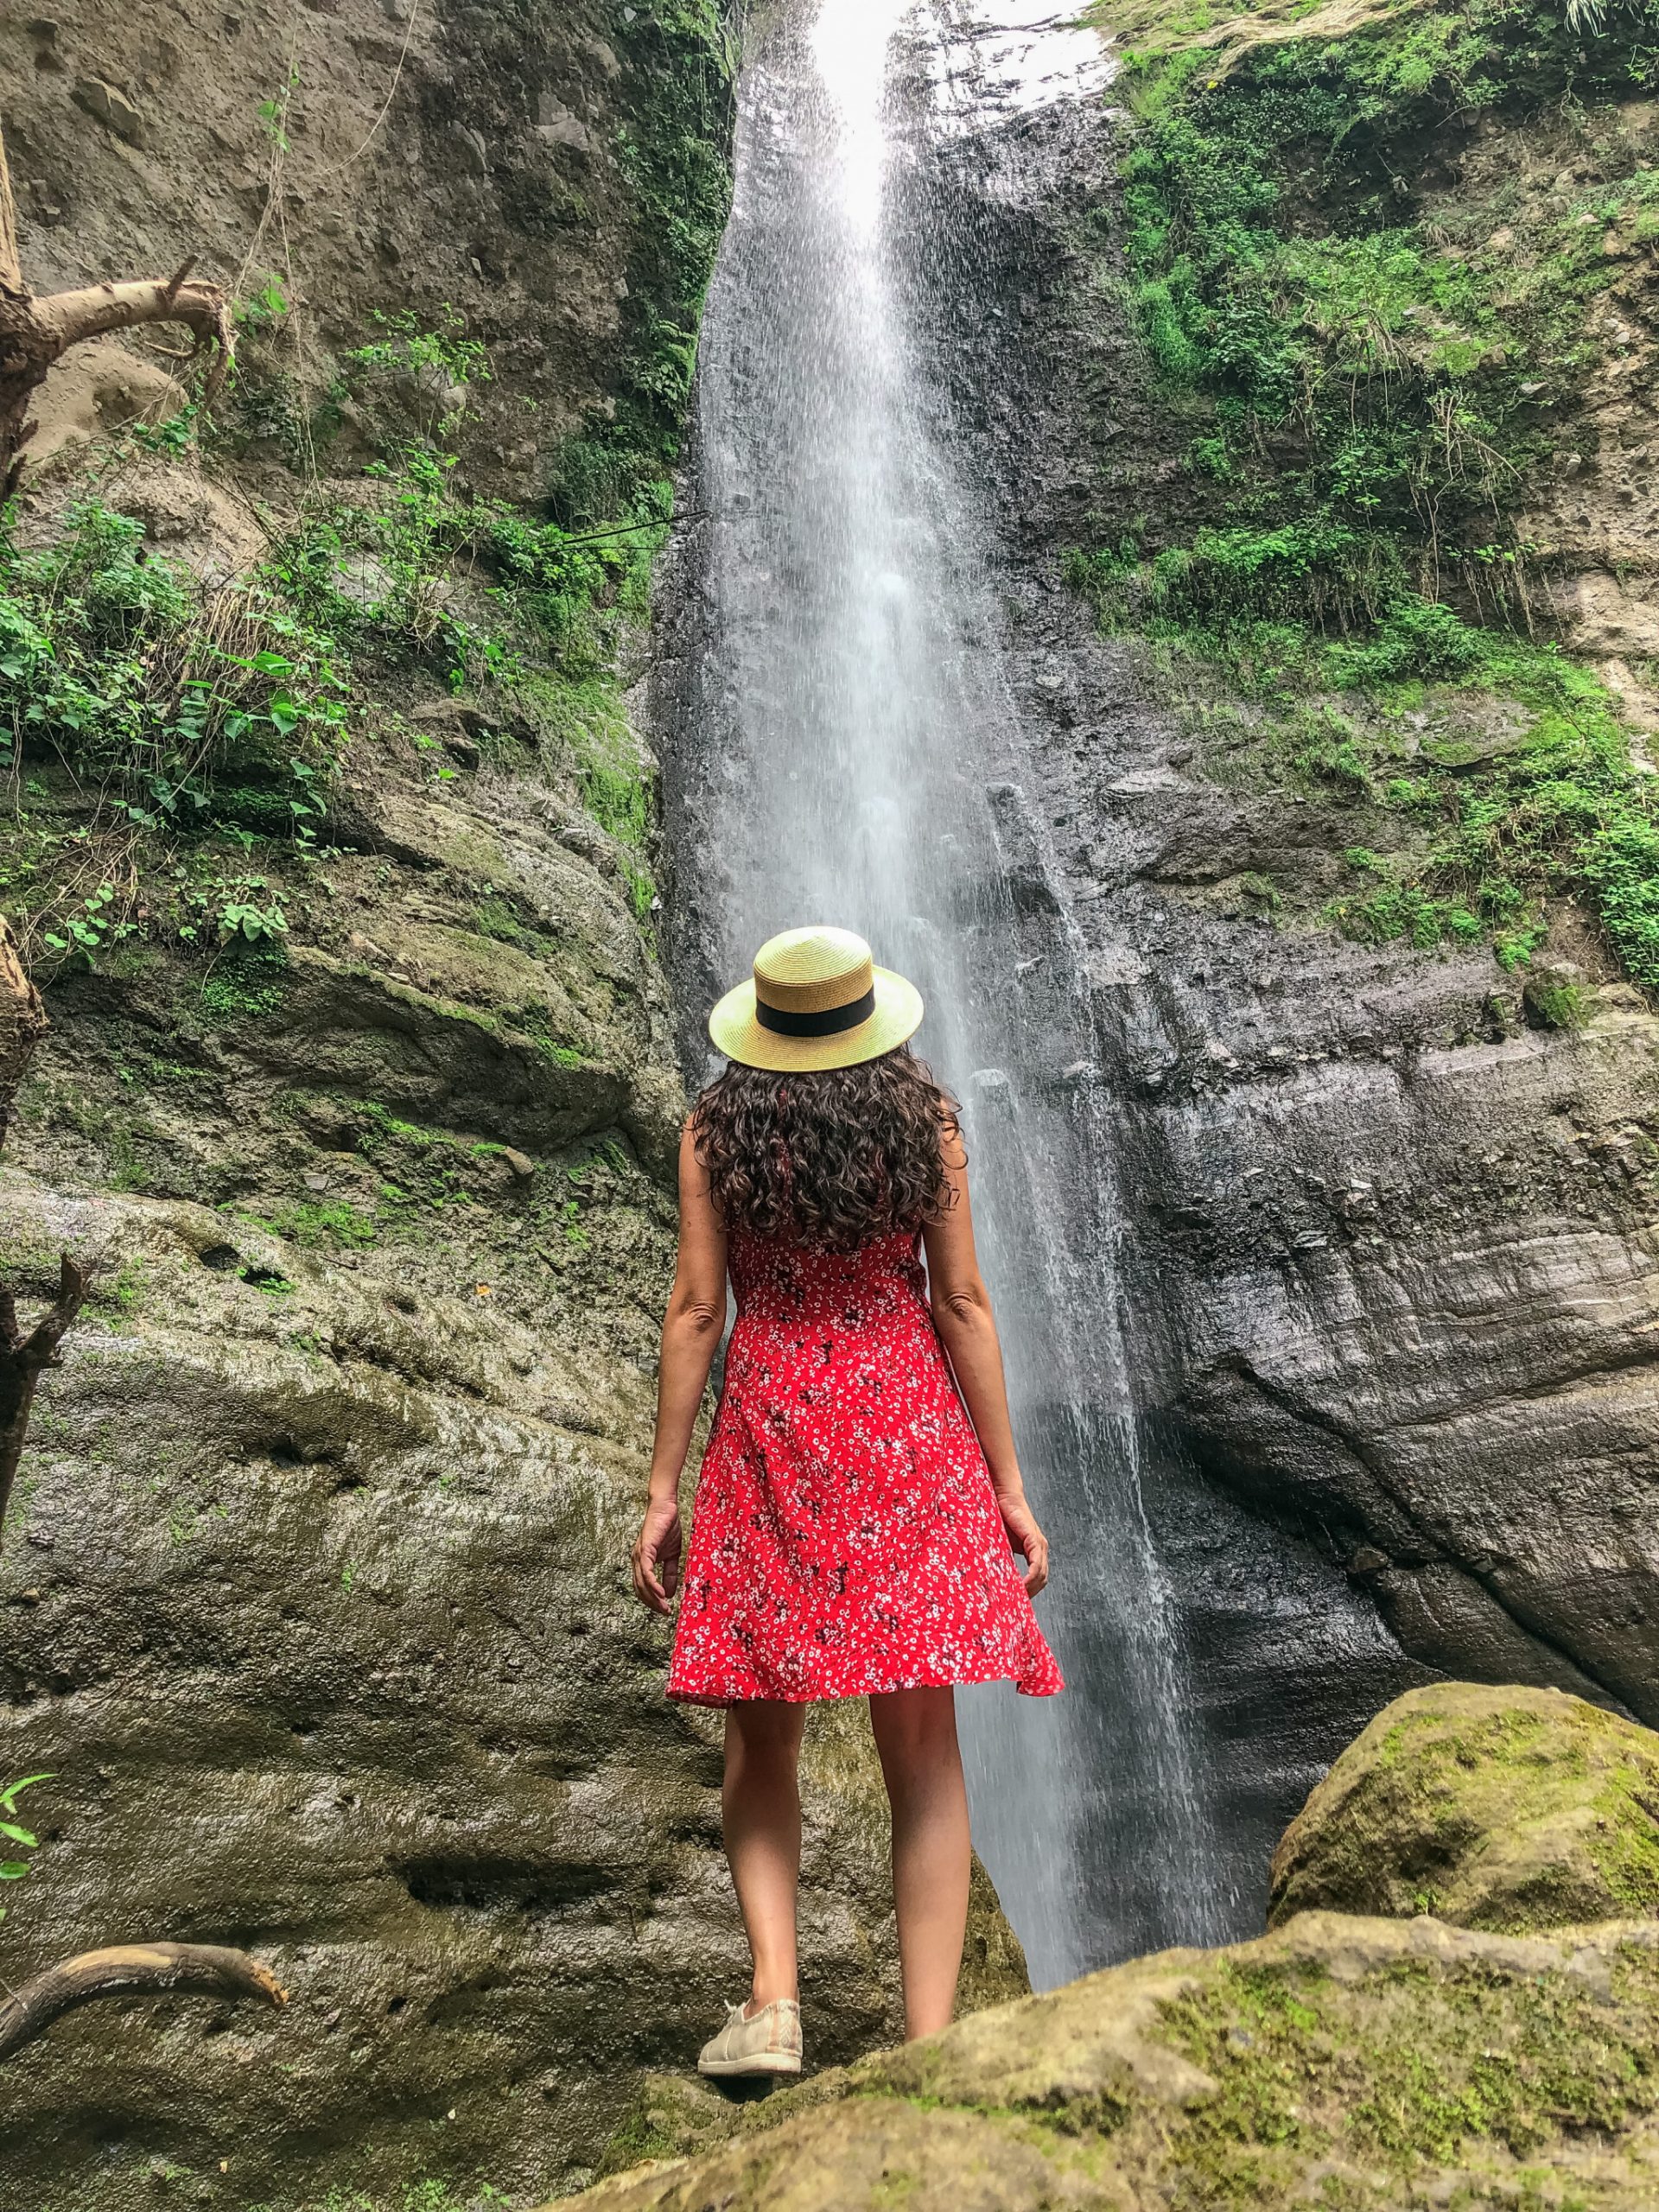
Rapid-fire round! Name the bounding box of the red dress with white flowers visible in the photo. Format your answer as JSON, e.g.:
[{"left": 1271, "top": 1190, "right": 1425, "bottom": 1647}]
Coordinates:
[{"left": 666, "top": 1226, "right": 1064, "bottom": 1705}]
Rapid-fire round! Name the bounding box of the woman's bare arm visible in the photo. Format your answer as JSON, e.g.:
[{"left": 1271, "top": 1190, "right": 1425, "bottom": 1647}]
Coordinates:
[
  {"left": 921, "top": 1128, "right": 1050, "bottom": 1594},
  {"left": 632, "top": 1121, "right": 728, "bottom": 1613}
]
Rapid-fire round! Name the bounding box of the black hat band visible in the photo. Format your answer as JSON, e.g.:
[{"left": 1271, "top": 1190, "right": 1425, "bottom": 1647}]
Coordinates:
[{"left": 754, "top": 985, "right": 877, "bottom": 1038}]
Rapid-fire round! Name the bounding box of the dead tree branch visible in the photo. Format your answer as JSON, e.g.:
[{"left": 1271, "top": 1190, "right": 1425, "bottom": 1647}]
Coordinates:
[
  {"left": 0, "top": 118, "right": 233, "bottom": 494},
  {"left": 0, "top": 1942, "right": 289, "bottom": 2063},
  {"left": 0, "top": 1254, "right": 91, "bottom": 1549},
  {"left": 0, "top": 918, "right": 47, "bottom": 1152}
]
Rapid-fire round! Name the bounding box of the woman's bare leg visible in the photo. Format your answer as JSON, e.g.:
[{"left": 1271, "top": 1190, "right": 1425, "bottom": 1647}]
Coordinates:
[
  {"left": 723, "top": 1698, "right": 808, "bottom": 2010},
  {"left": 869, "top": 1686, "right": 971, "bottom": 2039}
]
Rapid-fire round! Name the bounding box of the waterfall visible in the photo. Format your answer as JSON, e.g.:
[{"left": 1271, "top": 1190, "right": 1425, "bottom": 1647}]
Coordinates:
[{"left": 654, "top": 0, "right": 1235, "bottom": 1985}]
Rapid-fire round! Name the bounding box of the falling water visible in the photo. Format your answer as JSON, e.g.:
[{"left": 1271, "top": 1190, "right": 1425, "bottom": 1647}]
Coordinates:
[{"left": 656, "top": 0, "right": 1234, "bottom": 1984}]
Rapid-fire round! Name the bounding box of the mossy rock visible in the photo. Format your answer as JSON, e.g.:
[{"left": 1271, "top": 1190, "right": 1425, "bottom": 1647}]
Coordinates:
[
  {"left": 552, "top": 1911, "right": 1659, "bottom": 2209},
  {"left": 1268, "top": 1681, "right": 1659, "bottom": 1933}
]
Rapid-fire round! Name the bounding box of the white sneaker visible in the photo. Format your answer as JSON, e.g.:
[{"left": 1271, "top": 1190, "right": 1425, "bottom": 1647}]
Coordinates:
[{"left": 696, "top": 1997, "right": 803, "bottom": 2078}]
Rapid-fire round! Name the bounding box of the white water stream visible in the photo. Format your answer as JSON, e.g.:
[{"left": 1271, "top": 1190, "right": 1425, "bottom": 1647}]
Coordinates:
[{"left": 663, "top": 0, "right": 1234, "bottom": 1982}]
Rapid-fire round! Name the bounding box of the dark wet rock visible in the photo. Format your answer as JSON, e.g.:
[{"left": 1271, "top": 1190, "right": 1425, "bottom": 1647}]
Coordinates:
[{"left": 878, "top": 77, "right": 1659, "bottom": 1916}]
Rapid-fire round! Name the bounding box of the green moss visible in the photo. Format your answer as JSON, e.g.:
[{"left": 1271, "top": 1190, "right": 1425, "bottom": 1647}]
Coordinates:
[
  {"left": 92, "top": 1255, "right": 148, "bottom": 1327},
  {"left": 246, "top": 2183, "right": 511, "bottom": 2212},
  {"left": 1274, "top": 1688, "right": 1659, "bottom": 1937},
  {"left": 1158, "top": 1961, "right": 1332, "bottom": 2202},
  {"left": 1346, "top": 1955, "right": 1659, "bottom": 2164},
  {"left": 199, "top": 950, "right": 293, "bottom": 1024},
  {"left": 1584, "top": 1766, "right": 1659, "bottom": 1915},
  {"left": 1525, "top": 977, "right": 1591, "bottom": 1028},
  {"left": 237, "top": 1198, "right": 378, "bottom": 1250},
  {"left": 1158, "top": 1944, "right": 1659, "bottom": 2201}
]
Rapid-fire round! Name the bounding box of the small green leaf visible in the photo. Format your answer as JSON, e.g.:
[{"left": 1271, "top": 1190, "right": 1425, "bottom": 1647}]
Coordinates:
[
  {"left": 0, "top": 1774, "right": 55, "bottom": 1810},
  {"left": 0, "top": 1822, "right": 37, "bottom": 1847},
  {"left": 0, "top": 1863, "right": 30, "bottom": 1880}
]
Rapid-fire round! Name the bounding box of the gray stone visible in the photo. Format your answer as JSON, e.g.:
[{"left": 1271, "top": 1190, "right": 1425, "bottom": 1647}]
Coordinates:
[
  {"left": 71, "top": 75, "right": 145, "bottom": 147},
  {"left": 536, "top": 94, "right": 592, "bottom": 153}
]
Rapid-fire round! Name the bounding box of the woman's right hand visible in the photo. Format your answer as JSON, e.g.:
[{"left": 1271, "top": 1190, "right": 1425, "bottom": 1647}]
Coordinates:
[
  {"left": 632, "top": 1494, "right": 683, "bottom": 1613},
  {"left": 998, "top": 1491, "right": 1050, "bottom": 1597}
]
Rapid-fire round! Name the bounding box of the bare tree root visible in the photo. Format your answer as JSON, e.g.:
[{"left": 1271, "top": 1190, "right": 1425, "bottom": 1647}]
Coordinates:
[
  {"left": 0, "top": 1255, "right": 92, "bottom": 1548},
  {"left": 0, "top": 1942, "right": 289, "bottom": 2063},
  {"left": 0, "top": 119, "right": 233, "bottom": 493}
]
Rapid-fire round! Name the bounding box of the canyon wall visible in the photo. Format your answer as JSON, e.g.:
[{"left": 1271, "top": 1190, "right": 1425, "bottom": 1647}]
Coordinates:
[
  {"left": 892, "top": 0, "right": 1659, "bottom": 1908},
  {"left": 0, "top": 6, "right": 1023, "bottom": 2206}
]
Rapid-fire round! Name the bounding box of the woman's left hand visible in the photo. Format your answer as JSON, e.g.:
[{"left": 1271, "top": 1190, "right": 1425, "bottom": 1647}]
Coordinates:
[{"left": 999, "top": 1491, "right": 1050, "bottom": 1596}]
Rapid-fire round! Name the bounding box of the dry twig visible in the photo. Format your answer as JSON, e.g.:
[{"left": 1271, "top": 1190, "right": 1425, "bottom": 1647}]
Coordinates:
[{"left": 0, "top": 1942, "right": 288, "bottom": 2063}]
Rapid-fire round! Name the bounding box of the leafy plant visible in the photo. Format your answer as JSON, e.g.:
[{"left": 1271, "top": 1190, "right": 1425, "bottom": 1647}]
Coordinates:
[
  {"left": 0, "top": 500, "right": 347, "bottom": 828},
  {"left": 343, "top": 305, "right": 492, "bottom": 398},
  {"left": 41, "top": 880, "right": 137, "bottom": 965},
  {"left": 236, "top": 276, "right": 290, "bottom": 332},
  {"left": 0, "top": 1772, "right": 53, "bottom": 1920}
]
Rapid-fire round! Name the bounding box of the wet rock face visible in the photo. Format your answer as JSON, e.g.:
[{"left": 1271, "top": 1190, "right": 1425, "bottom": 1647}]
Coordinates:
[
  {"left": 553, "top": 1909, "right": 1659, "bottom": 2210},
  {"left": 0, "top": 1152, "right": 1025, "bottom": 2204},
  {"left": 1269, "top": 1681, "right": 1659, "bottom": 1933},
  {"left": 904, "top": 87, "right": 1659, "bottom": 1796}
]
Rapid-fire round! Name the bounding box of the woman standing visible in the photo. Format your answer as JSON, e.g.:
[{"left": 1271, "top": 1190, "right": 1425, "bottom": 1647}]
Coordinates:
[{"left": 631, "top": 925, "right": 1061, "bottom": 2078}]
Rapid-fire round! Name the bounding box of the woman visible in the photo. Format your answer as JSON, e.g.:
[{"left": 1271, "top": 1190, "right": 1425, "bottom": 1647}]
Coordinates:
[{"left": 631, "top": 925, "right": 1061, "bottom": 2079}]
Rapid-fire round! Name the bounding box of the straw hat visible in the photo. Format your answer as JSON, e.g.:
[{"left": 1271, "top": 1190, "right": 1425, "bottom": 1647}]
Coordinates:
[{"left": 709, "top": 926, "right": 924, "bottom": 1071}]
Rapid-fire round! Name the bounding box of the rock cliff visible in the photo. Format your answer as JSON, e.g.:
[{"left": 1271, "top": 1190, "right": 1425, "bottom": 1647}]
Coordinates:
[
  {"left": 0, "top": 5, "right": 1023, "bottom": 2206},
  {"left": 880, "top": 0, "right": 1659, "bottom": 1912}
]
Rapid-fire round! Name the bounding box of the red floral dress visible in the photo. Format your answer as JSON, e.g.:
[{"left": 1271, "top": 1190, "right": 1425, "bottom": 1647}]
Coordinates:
[{"left": 666, "top": 1227, "right": 1064, "bottom": 1705}]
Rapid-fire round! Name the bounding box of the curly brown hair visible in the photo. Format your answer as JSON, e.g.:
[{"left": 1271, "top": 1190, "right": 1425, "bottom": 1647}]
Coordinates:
[{"left": 691, "top": 1046, "right": 960, "bottom": 1251}]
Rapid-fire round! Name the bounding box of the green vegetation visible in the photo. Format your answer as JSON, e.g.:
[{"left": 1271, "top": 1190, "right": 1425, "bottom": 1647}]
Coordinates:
[
  {"left": 0, "top": 496, "right": 345, "bottom": 964},
  {"left": 199, "top": 947, "right": 294, "bottom": 1021},
  {"left": 1, "top": 397, "right": 660, "bottom": 983},
  {"left": 554, "top": 0, "right": 739, "bottom": 523},
  {"left": 238, "top": 1197, "right": 378, "bottom": 1250},
  {"left": 0, "top": 1772, "right": 52, "bottom": 1921},
  {"left": 1071, "top": 0, "right": 1659, "bottom": 980},
  {"left": 249, "top": 2184, "right": 509, "bottom": 2212}
]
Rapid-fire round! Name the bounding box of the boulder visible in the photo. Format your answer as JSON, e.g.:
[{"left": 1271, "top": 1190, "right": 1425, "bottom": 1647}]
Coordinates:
[
  {"left": 1268, "top": 1681, "right": 1659, "bottom": 1933},
  {"left": 554, "top": 1910, "right": 1659, "bottom": 2210}
]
